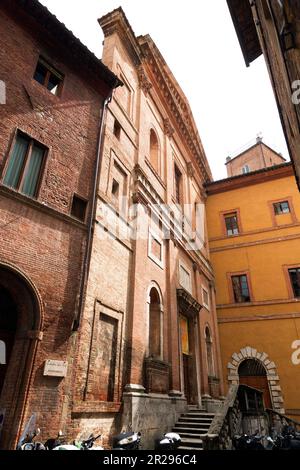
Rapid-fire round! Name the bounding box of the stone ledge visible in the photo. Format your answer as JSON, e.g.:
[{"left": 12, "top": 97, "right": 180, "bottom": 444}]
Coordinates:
[{"left": 72, "top": 401, "right": 121, "bottom": 414}]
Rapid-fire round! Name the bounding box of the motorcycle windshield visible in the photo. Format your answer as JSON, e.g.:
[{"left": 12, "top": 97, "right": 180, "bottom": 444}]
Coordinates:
[{"left": 17, "top": 413, "right": 37, "bottom": 448}]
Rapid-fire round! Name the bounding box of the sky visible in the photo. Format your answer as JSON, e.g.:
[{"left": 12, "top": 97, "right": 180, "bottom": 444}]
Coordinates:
[{"left": 39, "top": 0, "right": 290, "bottom": 180}]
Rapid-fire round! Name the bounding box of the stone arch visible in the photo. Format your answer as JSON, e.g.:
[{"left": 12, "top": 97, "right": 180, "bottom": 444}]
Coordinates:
[
  {"left": 0, "top": 261, "right": 43, "bottom": 449},
  {"left": 227, "top": 346, "right": 285, "bottom": 414},
  {"left": 146, "top": 282, "right": 164, "bottom": 359}
]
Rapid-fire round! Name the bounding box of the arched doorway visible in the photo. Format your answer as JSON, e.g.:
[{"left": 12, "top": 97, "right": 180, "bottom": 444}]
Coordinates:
[
  {"left": 0, "top": 264, "right": 42, "bottom": 449},
  {"left": 238, "top": 359, "right": 272, "bottom": 409},
  {"left": 0, "top": 287, "right": 18, "bottom": 395}
]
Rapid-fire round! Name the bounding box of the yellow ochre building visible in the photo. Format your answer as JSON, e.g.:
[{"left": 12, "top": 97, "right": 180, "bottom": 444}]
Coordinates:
[{"left": 206, "top": 138, "right": 300, "bottom": 421}]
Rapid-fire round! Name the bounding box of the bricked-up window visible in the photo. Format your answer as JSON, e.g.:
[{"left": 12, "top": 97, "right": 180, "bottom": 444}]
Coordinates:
[
  {"left": 274, "top": 201, "right": 290, "bottom": 215},
  {"left": 225, "top": 213, "right": 239, "bottom": 236},
  {"left": 71, "top": 195, "right": 87, "bottom": 222},
  {"left": 202, "top": 287, "right": 209, "bottom": 309},
  {"left": 3, "top": 132, "right": 46, "bottom": 198},
  {"left": 174, "top": 164, "right": 182, "bottom": 204},
  {"left": 231, "top": 275, "right": 250, "bottom": 303},
  {"left": 288, "top": 268, "right": 300, "bottom": 297},
  {"left": 33, "top": 57, "right": 63, "bottom": 95},
  {"left": 98, "top": 313, "right": 118, "bottom": 402},
  {"left": 179, "top": 262, "right": 192, "bottom": 294}
]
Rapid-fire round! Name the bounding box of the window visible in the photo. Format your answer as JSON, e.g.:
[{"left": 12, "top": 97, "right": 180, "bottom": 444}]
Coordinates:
[
  {"left": 71, "top": 195, "right": 87, "bottom": 222},
  {"left": 224, "top": 213, "right": 239, "bottom": 236},
  {"left": 150, "top": 129, "right": 159, "bottom": 173},
  {"left": 113, "top": 119, "right": 121, "bottom": 140},
  {"left": 274, "top": 201, "right": 290, "bottom": 215},
  {"left": 174, "top": 164, "right": 182, "bottom": 204},
  {"left": 111, "top": 179, "right": 119, "bottom": 200},
  {"left": 148, "top": 229, "right": 163, "bottom": 268},
  {"left": 179, "top": 262, "right": 192, "bottom": 293},
  {"left": 3, "top": 132, "right": 46, "bottom": 198},
  {"left": 33, "top": 57, "right": 63, "bottom": 95},
  {"left": 242, "top": 165, "right": 250, "bottom": 174},
  {"left": 202, "top": 287, "right": 209, "bottom": 310},
  {"left": 231, "top": 275, "right": 250, "bottom": 303},
  {"left": 288, "top": 268, "right": 300, "bottom": 297}
]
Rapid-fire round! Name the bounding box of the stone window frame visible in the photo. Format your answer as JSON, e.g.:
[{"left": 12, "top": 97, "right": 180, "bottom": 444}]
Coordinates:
[
  {"left": 107, "top": 150, "right": 130, "bottom": 216},
  {"left": 220, "top": 208, "right": 243, "bottom": 238},
  {"left": 115, "top": 63, "right": 135, "bottom": 121},
  {"left": 227, "top": 346, "right": 285, "bottom": 414},
  {"left": 268, "top": 196, "right": 297, "bottom": 227},
  {"left": 85, "top": 300, "right": 124, "bottom": 405},
  {"left": 202, "top": 285, "right": 210, "bottom": 311},
  {"left": 226, "top": 270, "right": 254, "bottom": 304},
  {"left": 178, "top": 260, "right": 192, "bottom": 295},
  {"left": 283, "top": 263, "right": 300, "bottom": 299},
  {"left": 148, "top": 227, "right": 164, "bottom": 269}
]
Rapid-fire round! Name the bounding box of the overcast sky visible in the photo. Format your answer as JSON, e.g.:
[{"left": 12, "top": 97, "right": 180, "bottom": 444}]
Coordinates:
[{"left": 40, "top": 0, "right": 289, "bottom": 180}]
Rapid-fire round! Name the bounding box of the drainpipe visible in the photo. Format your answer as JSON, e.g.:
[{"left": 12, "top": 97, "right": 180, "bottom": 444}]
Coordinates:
[{"left": 72, "top": 80, "right": 119, "bottom": 331}]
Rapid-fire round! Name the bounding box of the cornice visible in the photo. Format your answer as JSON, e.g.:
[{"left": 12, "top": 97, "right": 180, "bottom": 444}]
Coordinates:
[
  {"left": 98, "top": 7, "right": 143, "bottom": 67},
  {"left": 137, "top": 36, "right": 212, "bottom": 184},
  {"left": 206, "top": 162, "right": 294, "bottom": 195}
]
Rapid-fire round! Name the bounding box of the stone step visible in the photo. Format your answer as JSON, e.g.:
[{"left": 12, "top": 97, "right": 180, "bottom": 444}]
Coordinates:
[
  {"left": 181, "top": 413, "right": 215, "bottom": 421},
  {"left": 179, "top": 437, "right": 203, "bottom": 448},
  {"left": 176, "top": 421, "right": 211, "bottom": 428},
  {"left": 179, "top": 415, "right": 213, "bottom": 421},
  {"left": 178, "top": 445, "right": 203, "bottom": 451},
  {"left": 173, "top": 427, "right": 209, "bottom": 435}
]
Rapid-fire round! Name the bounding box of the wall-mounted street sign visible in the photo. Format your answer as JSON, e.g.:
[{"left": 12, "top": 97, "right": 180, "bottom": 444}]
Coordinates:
[{"left": 43, "top": 360, "right": 68, "bottom": 377}]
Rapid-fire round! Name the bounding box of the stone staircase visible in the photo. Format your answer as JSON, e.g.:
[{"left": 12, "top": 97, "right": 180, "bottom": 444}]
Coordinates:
[{"left": 172, "top": 408, "right": 215, "bottom": 450}]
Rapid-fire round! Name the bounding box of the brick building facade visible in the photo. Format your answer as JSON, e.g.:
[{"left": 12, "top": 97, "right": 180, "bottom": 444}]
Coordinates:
[
  {"left": 0, "top": 0, "right": 120, "bottom": 449},
  {"left": 225, "top": 136, "right": 286, "bottom": 177},
  {"left": 70, "top": 8, "right": 224, "bottom": 449}
]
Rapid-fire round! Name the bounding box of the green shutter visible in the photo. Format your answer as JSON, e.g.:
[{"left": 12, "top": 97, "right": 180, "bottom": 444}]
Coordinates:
[
  {"left": 21, "top": 144, "right": 44, "bottom": 197},
  {"left": 3, "top": 135, "right": 28, "bottom": 189}
]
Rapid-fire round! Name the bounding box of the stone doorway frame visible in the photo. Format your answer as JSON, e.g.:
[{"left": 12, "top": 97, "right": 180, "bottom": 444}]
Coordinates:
[{"left": 227, "top": 346, "right": 285, "bottom": 414}]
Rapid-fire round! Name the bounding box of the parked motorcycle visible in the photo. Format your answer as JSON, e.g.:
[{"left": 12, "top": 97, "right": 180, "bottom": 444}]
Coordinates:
[
  {"left": 53, "top": 433, "right": 103, "bottom": 450},
  {"left": 112, "top": 431, "right": 141, "bottom": 450},
  {"left": 16, "top": 414, "right": 45, "bottom": 450},
  {"left": 233, "top": 430, "right": 265, "bottom": 450},
  {"left": 155, "top": 432, "right": 181, "bottom": 450}
]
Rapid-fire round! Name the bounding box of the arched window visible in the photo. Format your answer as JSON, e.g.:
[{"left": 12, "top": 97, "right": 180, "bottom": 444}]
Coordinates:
[
  {"left": 148, "top": 287, "right": 162, "bottom": 359},
  {"left": 150, "top": 129, "right": 160, "bottom": 173},
  {"left": 205, "top": 326, "right": 214, "bottom": 377}
]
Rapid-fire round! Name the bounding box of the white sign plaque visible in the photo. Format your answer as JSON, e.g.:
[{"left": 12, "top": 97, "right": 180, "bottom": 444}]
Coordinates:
[{"left": 43, "top": 360, "right": 68, "bottom": 377}]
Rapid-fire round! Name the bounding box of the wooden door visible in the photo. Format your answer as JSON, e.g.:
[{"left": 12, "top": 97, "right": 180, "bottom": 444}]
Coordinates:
[{"left": 239, "top": 375, "right": 272, "bottom": 409}]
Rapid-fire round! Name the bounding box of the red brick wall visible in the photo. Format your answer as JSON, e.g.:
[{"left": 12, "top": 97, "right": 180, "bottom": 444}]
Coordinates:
[{"left": 0, "top": 8, "right": 108, "bottom": 447}]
